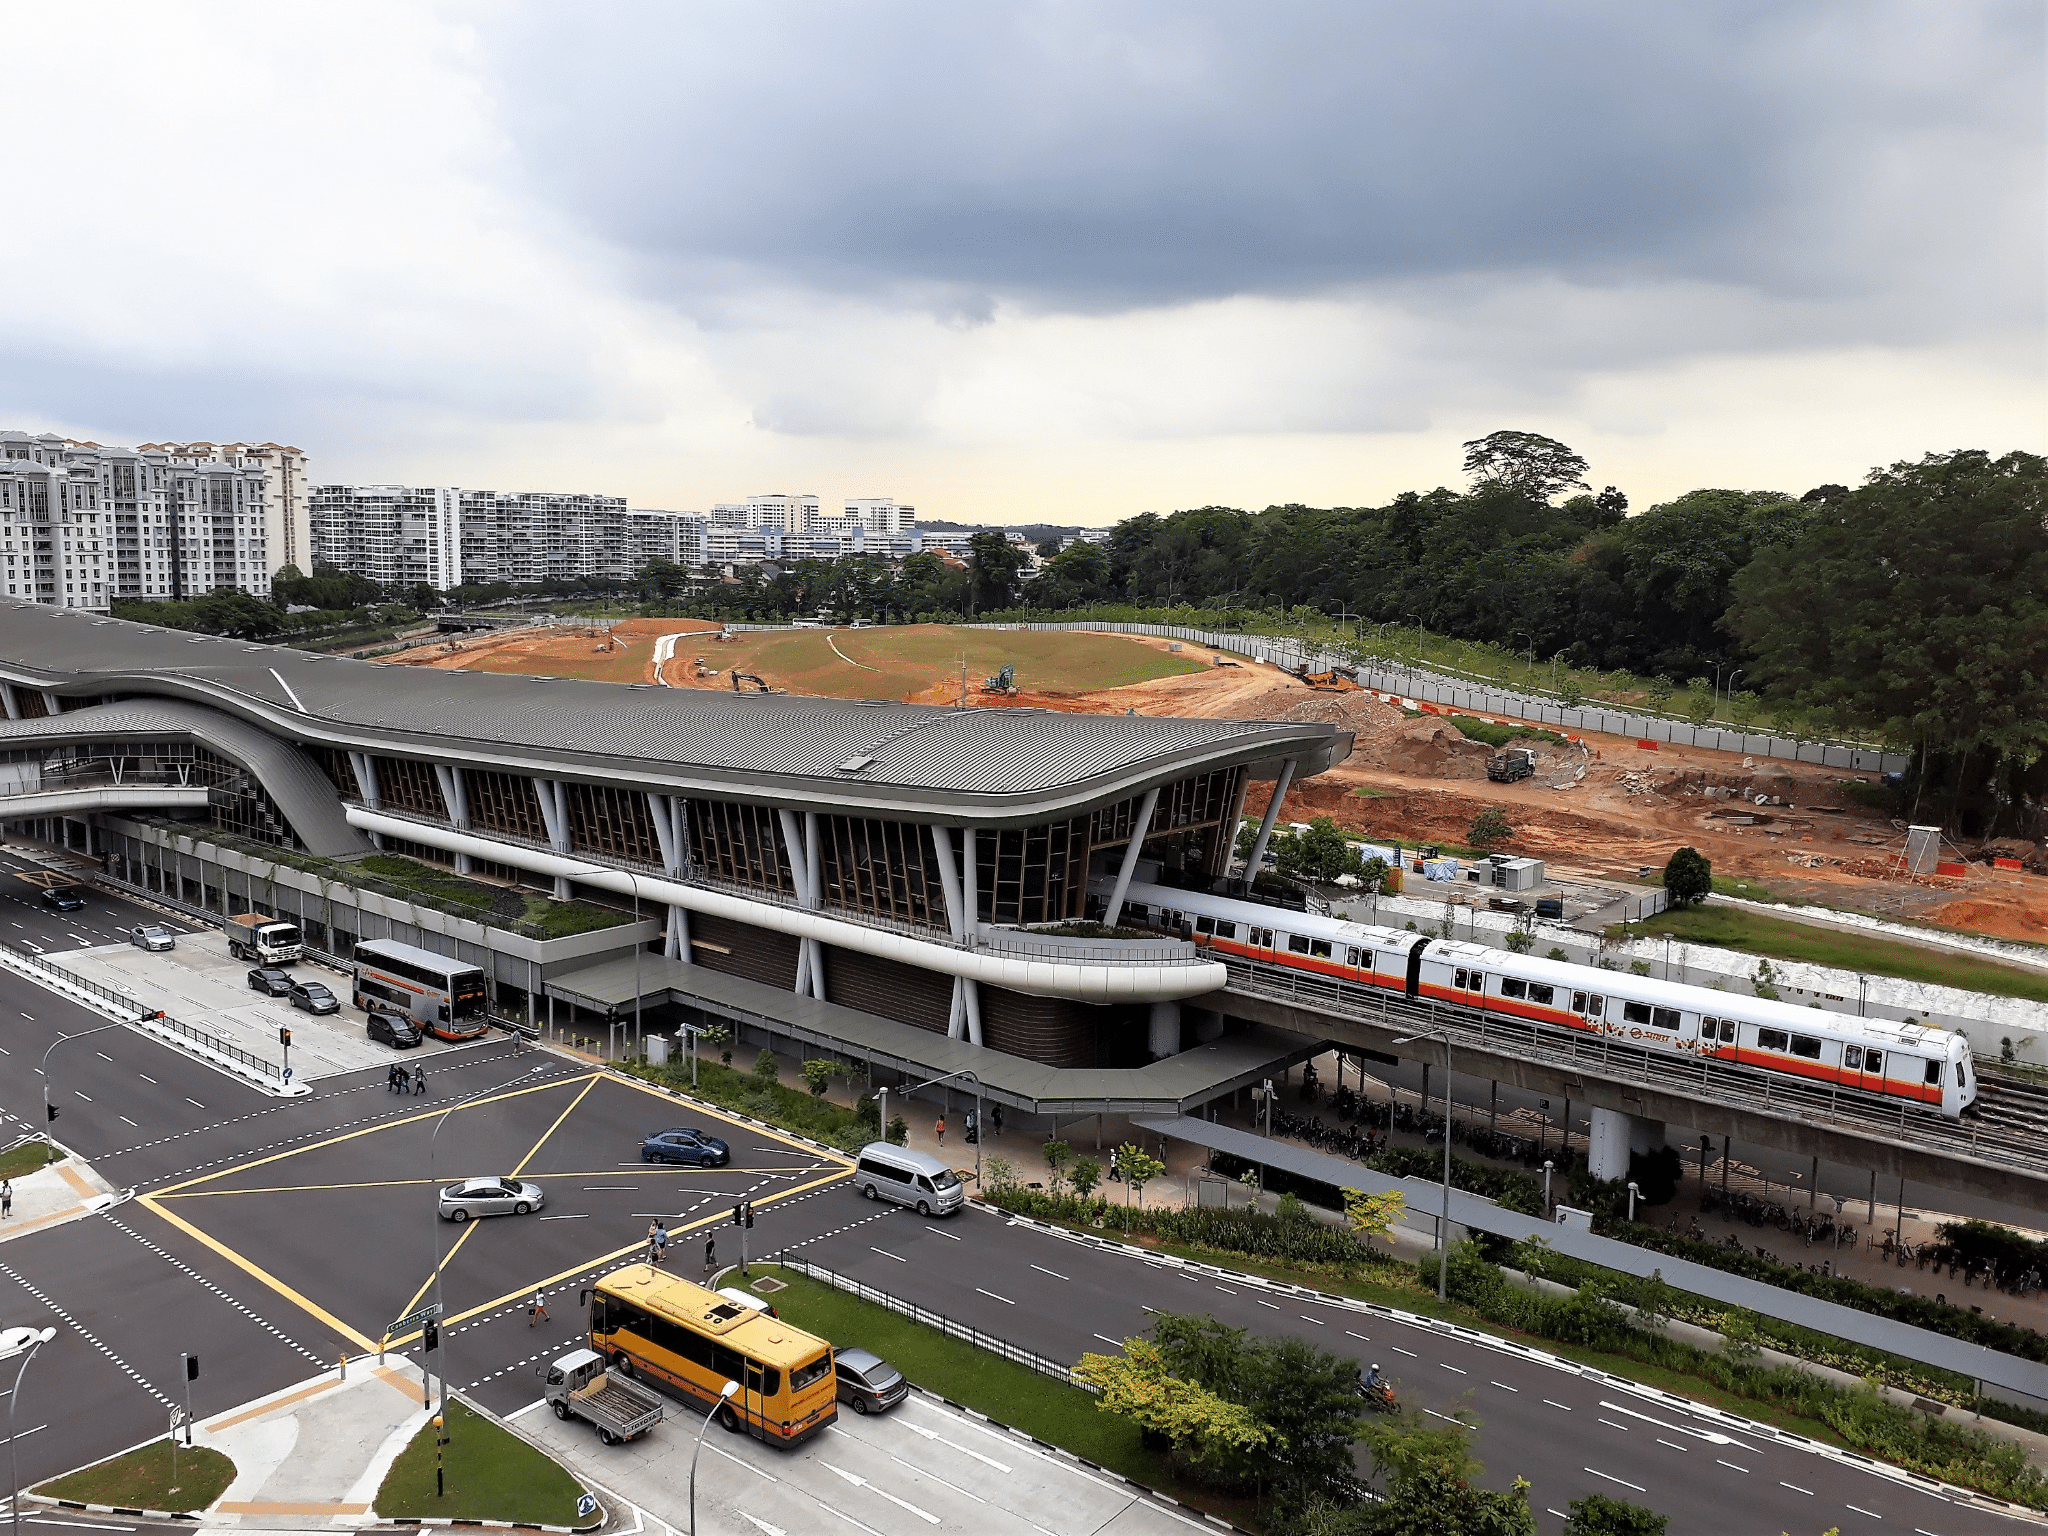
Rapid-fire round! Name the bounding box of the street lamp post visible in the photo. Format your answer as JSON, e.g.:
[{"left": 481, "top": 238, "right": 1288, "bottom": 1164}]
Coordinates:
[
  {"left": 1542, "top": 1159, "right": 1555, "bottom": 1214},
  {"left": 1626, "top": 1180, "right": 1641, "bottom": 1223},
  {"left": 4, "top": 1326, "right": 57, "bottom": 1536},
  {"left": 905, "top": 1068, "right": 985, "bottom": 1186},
  {"left": 1393, "top": 1028, "right": 1454, "bottom": 1301},
  {"left": 689, "top": 1380, "right": 741, "bottom": 1536},
  {"left": 40, "top": 1020, "right": 129, "bottom": 1136},
  {"left": 426, "top": 1066, "right": 548, "bottom": 1464}
]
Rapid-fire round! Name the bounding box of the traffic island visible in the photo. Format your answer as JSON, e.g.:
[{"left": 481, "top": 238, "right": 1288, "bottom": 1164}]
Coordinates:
[
  {"left": 35, "top": 1438, "right": 236, "bottom": 1517},
  {"left": 375, "top": 1400, "right": 596, "bottom": 1529}
]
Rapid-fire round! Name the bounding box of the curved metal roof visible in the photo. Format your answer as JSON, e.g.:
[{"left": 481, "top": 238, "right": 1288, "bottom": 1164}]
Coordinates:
[{"left": 0, "top": 602, "right": 1348, "bottom": 822}]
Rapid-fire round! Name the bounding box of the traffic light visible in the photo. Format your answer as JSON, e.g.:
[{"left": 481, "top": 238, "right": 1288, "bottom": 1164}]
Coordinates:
[
  {"left": 732, "top": 1204, "right": 743, "bottom": 1227},
  {"left": 279, "top": 1026, "right": 292, "bottom": 1047},
  {"left": 742, "top": 1201, "right": 755, "bottom": 1230},
  {"left": 185, "top": 1355, "right": 199, "bottom": 1382},
  {"left": 423, "top": 1318, "right": 440, "bottom": 1352},
  {"left": 45, "top": 1103, "right": 58, "bottom": 1122}
]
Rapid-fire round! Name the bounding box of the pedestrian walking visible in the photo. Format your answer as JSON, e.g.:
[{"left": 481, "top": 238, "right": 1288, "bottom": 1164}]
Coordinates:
[
  {"left": 646, "top": 1219, "right": 661, "bottom": 1266},
  {"left": 1, "top": 1179, "right": 12, "bottom": 1219},
  {"left": 527, "top": 1287, "right": 549, "bottom": 1327},
  {"left": 386, "top": 1063, "right": 399, "bottom": 1093},
  {"left": 704, "top": 1236, "right": 717, "bottom": 1274},
  {"left": 991, "top": 1103, "right": 1004, "bottom": 1138},
  {"left": 412, "top": 1065, "right": 426, "bottom": 1096},
  {"left": 654, "top": 1220, "right": 670, "bottom": 1265},
  {"left": 934, "top": 1114, "right": 946, "bottom": 1147}
]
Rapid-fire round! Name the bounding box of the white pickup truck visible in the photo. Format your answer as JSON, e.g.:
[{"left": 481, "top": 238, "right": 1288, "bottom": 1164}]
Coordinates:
[{"left": 543, "top": 1349, "right": 665, "bottom": 1445}]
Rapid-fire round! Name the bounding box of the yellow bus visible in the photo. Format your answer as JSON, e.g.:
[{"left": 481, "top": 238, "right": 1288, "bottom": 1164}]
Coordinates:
[{"left": 584, "top": 1264, "right": 837, "bottom": 1445}]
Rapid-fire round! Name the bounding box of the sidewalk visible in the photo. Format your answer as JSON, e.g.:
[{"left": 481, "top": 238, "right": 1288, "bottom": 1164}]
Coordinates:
[{"left": 0, "top": 1145, "right": 122, "bottom": 1244}]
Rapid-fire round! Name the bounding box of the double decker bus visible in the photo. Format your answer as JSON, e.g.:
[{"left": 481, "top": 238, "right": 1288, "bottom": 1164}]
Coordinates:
[
  {"left": 585, "top": 1265, "right": 836, "bottom": 1445},
  {"left": 350, "top": 938, "right": 490, "bottom": 1041}
]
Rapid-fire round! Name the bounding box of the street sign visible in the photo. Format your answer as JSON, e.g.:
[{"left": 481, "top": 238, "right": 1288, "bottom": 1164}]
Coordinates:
[
  {"left": 281, "top": 1066, "right": 293, "bottom": 1082},
  {"left": 576, "top": 1494, "right": 598, "bottom": 1519},
  {"left": 387, "top": 1302, "right": 442, "bottom": 1338}
]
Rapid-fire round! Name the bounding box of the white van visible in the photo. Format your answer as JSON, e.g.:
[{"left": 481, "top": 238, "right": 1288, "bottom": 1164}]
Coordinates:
[{"left": 852, "top": 1142, "right": 965, "bottom": 1217}]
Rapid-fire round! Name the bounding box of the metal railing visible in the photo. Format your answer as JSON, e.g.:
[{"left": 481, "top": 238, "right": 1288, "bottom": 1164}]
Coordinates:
[
  {"left": 775, "top": 1257, "right": 1095, "bottom": 1390},
  {"left": 0, "top": 935, "right": 283, "bottom": 1082},
  {"left": 1219, "top": 955, "right": 2043, "bottom": 1178}
]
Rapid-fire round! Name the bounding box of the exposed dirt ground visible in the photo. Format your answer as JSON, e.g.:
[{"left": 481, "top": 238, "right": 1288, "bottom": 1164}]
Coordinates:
[{"left": 393, "top": 620, "right": 2048, "bottom": 942}]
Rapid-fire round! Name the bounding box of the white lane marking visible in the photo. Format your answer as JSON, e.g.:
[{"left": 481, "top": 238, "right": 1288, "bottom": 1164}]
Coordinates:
[
  {"left": 185, "top": 1097, "right": 204, "bottom": 1107},
  {"left": 1345, "top": 1330, "right": 1370, "bottom": 1343},
  {"left": 1491, "top": 1381, "right": 1519, "bottom": 1392},
  {"left": 1255, "top": 1298, "right": 1279, "bottom": 1310},
  {"left": 1655, "top": 1438, "right": 1687, "bottom": 1451},
  {"left": 1423, "top": 1410, "right": 1470, "bottom": 1428},
  {"left": 1214, "top": 1284, "right": 1237, "bottom": 1294},
  {"left": 1844, "top": 1505, "right": 1882, "bottom": 1520},
  {"left": 1299, "top": 1314, "right": 1325, "bottom": 1325},
  {"left": 1030, "top": 1264, "right": 1069, "bottom": 1281},
  {"left": 924, "top": 1225, "right": 960, "bottom": 1241},
  {"left": 1391, "top": 1346, "right": 1417, "bottom": 1357},
  {"left": 1717, "top": 1459, "right": 1749, "bottom": 1473},
  {"left": 72, "top": 1092, "right": 91, "bottom": 1103},
  {"left": 538, "top": 1214, "right": 589, "bottom": 1221},
  {"left": 1780, "top": 1482, "right": 1813, "bottom": 1496},
  {"left": 1584, "top": 1466, "right": 1645, "bottom": 1493},
  {"left": 1542, "top": 1399, "right": 1572, "bottom": 1411},
  {"left": 975, "top": 1288, "right": 1014, "bottom": 1305},
  {"left": 738, "top": 1513, "right": 787, "bottom": 1536},
  {"left": 118, "top": 1116, "right": 137, "bottom": 1127},
  {"left": 1092, "top": 1333, "right": 1122, "bottom": 1347},
  {"left": 1596, "top": 1400, "right": 1739, "bottom": 1448},
  {"left": 896, "top": 1415, "right": 1012, "bottom": 1471},
  {"left": 583, "top": 1185, "right": 636, "bottom": 1190},
  {"left": 1597, "top": 1418, "right": 1629, "bottom": 1432},
  {"left": 1439, "top": 1362, "right": 1466, "bottom": 1374},
  {"left": 819, "top": 1462, "right": 939, "bottom": 1524},
  {"left": 137, "top": 1074, "right": 155, "bottom": 1084},
  {"left": 94, "top": 1052, "right": 112, "bottom": 1062},
  {"left": 870, "top": 1247, "right": 906, "bottom": 1262},
  {"left": 886, "top": 1453, "right": 985, "bottom": 1503},
  {"left": 706, "top": 1443, "right": 777, "bottom": 1480}
]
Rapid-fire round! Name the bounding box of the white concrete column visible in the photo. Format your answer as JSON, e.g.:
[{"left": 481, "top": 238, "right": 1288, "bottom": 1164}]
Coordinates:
[
  {"left": 1148, "top": 1000, "right": 1182, "bottom": 1059},
  {"left": 432, "top": 764, "right": 473, "bottom": 874},
  {"left": 962, "top": 825, "right": 980, "bottom": 934},
  {"left": 0, "top": 684, "right": 18, "bottom": 721},
  {"left": 648, "top": 791, "right": 678, "bottom": 874},
  {"left": 962, "top": 977, "right": 983, "bottom": 1048},
  {"left": 534, "top": 778, "right": 572, "bottom": 899},
  {"left": 348, "top": 752, "right": 383, "bottom": 849},
  {"left": 930, "top": 825, "right": 966, "bottom": 939},
  {"left": 1244, "top": 758, "right": 1298, "bottom": 877},
  {"left": 39, "top": 691, "right": 59, "bottom": 716},
  {"left": 1101, "top": 786, "right": 1160, "bottom": 928},
  {"left": 946, "top": 976, "right": 967, "bottom": 1041},
  {"left": 776, "top": 807, "right": 822, "bottom": 999},
  {"left": 804, "top": 811, "right": 826, "bottom": 1001},
  {"left": 1587, "top": 1107, "right": 1667, "bottom": 1183},
  {"left": 666, "top": 904, "right": 691, "bottom": 962}
]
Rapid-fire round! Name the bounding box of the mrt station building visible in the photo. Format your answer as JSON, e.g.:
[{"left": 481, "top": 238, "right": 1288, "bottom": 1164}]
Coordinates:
[{"left": 0, "top": 603, "right": 1349, "bottom": 1123}]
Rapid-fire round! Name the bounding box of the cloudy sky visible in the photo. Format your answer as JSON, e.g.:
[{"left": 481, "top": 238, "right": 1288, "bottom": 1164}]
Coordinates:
[{"left": 2, "top": 2, "right": 2039, "bottom": 523}]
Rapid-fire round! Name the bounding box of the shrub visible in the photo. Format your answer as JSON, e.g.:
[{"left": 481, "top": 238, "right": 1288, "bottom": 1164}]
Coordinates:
[
  {"left": 751, "top": 1047, "right": 780, "bottom": 1083},
  {"left": 1469, "top": 807, "right": 1513, "bottom": 847}
]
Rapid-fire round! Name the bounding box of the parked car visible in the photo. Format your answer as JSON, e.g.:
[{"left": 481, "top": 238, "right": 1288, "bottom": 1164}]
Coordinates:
[
  {"left": 246, "top": 967, "right": 294, "bottom": 996},
  {"left": 125, "top": 924, "right": 175, "bottom": 952},
  {"left": 438, "top": 1177, "right": 545, "bottom": 1222},
  {"left": 639, "top": 1127, "right": 731, "bottom": 1167},
  {"left": 288, "top": 980, "right": 340, "bottom": 1015},
  {"left": 367, "top": 1009, "right": 423, "bottom": 1049},
  {"left": 833, "top": 1348, "right": 908, "bottom": 1416},
  {"left": 39, "top": 887, "right": 85, "bottom": 913}
]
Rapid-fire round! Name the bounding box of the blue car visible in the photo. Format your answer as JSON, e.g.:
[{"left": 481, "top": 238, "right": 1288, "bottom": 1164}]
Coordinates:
[{"left": 640, "top": 1127, "right": 731, "bottom": 1167}]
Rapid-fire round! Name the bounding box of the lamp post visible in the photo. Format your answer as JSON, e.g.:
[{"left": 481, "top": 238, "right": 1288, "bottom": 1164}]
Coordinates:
[
  {"left": 4, "top": 1325, "right": 56, "bottom": 1536},
  {"left": 40, "top": 1020, "right": 129, "bottom": 1135},
  {"left": 905, "top": 1067, "right": 985, "bottom": 1186},
  {"left": 1626, "top": 1180, "right": 1641, "bottom": 1223},
  {"left": 1393, "top": 1028, "right": 1454, "bottom": 1301},
  {"left": 1542, "top": 1159, "right": 1555, "bottom": 1214},
  {"left": 690, "top": 1379, "right": 741, "bottom": 1536},
  {"left": 426, "top": 1066, "right": 548, "bottom": 1458}
]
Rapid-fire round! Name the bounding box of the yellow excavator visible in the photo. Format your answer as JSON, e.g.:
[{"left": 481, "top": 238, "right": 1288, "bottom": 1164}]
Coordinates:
[{"left": 730, "top": 670, "right": 785, "bottom": 695}]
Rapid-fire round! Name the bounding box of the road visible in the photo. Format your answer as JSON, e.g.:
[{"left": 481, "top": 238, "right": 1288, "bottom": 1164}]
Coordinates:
[{"left": 0, "top": 854, "right": 2028, "bottom": 1532}]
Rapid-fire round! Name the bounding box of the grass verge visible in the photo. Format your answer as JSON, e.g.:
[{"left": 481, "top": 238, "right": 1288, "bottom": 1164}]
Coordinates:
[
  {"left": 1611, "top": 902, "right": 2048, "bottom": 1004},
  {"left": 38, "top": 1440, "right": 234, "bottom": 1513},
  {"left": 0, "top": 1140, "right": 60, "bottom": 1181},
  {"left": 746, "top": 1266, "right": 1257, "bottom": 1527},
  {"left": 375, "top": 1400, "right": 587, "bottom": 1525}
]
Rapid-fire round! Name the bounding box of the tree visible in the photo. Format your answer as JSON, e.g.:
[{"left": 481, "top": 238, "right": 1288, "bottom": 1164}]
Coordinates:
[
  {"left": 1469, "top": 807, "right": 1513, "bottom": 847},
  {"left": 968, "top": 530, "right": 1027, "bottom": 613},
  {"left": 886, "top": 1114, "right": 909, "bottom": 1146},
  {"left": 1341, "top": 1419, "right": 1536, "bottom": 1536},
  {"left": 751, "top": 1047, "right": 779, "bottom": 1083},
  {"left": 1278, "top": 817, "right": 1362, "bottom": 882},
  {"left": 1461, "top": 430, "right": 1590, "bottom": 503},
  {"left": 800, "top": 1059, "right": 839, "bottom": 1098},
  {"left": 1070, "top": 1158, "right": 1103, "bottom": 1200},
  {"left": 1073, "top": 1340, "right": 1276, "bottom": 1475},
  {"left": 1662, "top": 847, "right": 1711, "bottom": 907},
  {"left": 1562, "top": 1492, "right": 1667, "bottom": 1535},
  {"left": 1342, "top": 1187, "right": 1406, "bottom": 1245},
  {"left": 1042, "top": 1138, "right": 1073, "bottom": 1195}
]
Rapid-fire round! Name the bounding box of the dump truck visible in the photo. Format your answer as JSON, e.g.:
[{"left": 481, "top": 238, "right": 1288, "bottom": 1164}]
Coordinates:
[
  {"left": 226, "top": 912, "right": 304, "bottom": 965},
  {"left": 543, "top": 1348, "right": 665, "bottom": 1445},
  {"left": 1486, "top": 746, "right": 1537, "bottom": 783}
]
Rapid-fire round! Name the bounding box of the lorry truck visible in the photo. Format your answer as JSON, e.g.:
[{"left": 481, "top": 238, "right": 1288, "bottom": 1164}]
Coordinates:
[
  {"left": 225, "top": 912, "right": 304, "bottom": 965},
  {"left": 543, "top": 1349, "right": 666, "bottom": 1444},
  {"left": 1485, "top": 746, "right": 1537, "bottom": 783}
]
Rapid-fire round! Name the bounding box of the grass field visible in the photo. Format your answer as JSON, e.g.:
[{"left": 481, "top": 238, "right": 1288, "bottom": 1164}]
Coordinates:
[
  {"left": 0, "top": 1140, "right": 59, "bottom": 1180},
  {"left": 375, "top": 1401, "right": 586, "bottom": 1524},
  {"left": 1613, "top": 903, "right": 2048, "bottom": 1005},
  {"left": 746, "top": 1266, "right": 1252, "bottom": 1523},
  {"left": 38, "top": 1440, "right": 235, "bottom": 1514}
]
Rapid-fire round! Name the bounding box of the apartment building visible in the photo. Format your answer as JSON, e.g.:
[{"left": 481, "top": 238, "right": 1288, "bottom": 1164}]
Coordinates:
[
  {"left": 0, "top": 431, "right": 272, "bottom": 608},
  {"left": 139, "top": 441, "right": 311, "bottom": 578},
  {"left": 308, "top": 485, "right": 461, "bottom": 590}
]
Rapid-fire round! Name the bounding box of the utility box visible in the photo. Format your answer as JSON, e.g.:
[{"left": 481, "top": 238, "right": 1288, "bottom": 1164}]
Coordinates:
[
  {"left": 1488, "top": 855, "right": 1546, "bottom": 892},
  {"left": 647, "top": 1035, "right": 670, "bottom": 1067}
]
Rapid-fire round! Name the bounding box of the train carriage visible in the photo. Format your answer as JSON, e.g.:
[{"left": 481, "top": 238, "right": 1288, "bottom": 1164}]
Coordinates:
[{"left": 1100, "top": 879, "right": 1974, "bottom": 1117}]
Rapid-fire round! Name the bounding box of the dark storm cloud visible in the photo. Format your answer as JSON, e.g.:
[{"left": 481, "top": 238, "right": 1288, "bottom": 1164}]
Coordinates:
[{"left": 482, "top": 1, "right": 2043, "bottom": 330}]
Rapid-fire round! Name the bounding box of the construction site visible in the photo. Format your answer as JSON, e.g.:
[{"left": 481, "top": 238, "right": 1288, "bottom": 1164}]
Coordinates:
[{"left": 391, "top": 617, "right": 2048, "bottom": 946}]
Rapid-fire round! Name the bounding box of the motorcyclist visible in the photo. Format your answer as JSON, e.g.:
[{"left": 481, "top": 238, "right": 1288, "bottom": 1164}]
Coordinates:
[{"left": 1364, "top": 1363, "right": 1383, "bottom": 1393}]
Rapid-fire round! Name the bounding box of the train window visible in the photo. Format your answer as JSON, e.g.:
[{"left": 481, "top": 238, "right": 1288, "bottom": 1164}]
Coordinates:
[
  {"left": 1195, "top": 915, "right": 1216, "bottom": 935},
  {"left": 1791, "top": 1034, "right": 1822, "bottom": 1059},
  {"left": 1588, "top": 995, "right": 1604, "bottom": 1017},
  {"left": 1756, "top": 1029, "right": 1789, "bottom": 1052},
  {"left": 1621, "top": 1001, "right": 1652, "bottom": 1025},
  {"left": 1721, "top": 1020, "right": 1738, "bottom": 1043},
  {"left": 1702, "top": 1014, "right": 1718, "bottom": 1033},
  {"left": 1864, "top": 1049, "right": 1881, "bottom": 1074},
  {"left": 1346, "top": 947, "right": 1365, "bottom": 967},
  {"left": 1652, "top": 1007, "right": 1681, "bottom": 1030},
  {"left": 1925, "top": 1060, "right": 1943, "bottom": 1086},
  {"left": 1216, "top": 921, "right": 1237, "bottom": 940},
  {"left": 1456, "top": 969, "right": 1470, "bottom": 989},
  {"left": 1501, "top": 978, "right": 1528, "bottom": 1000},
  {"left": 1309, "top": 939, "right": 1333, "bottom": 959},
  {"left": 1251, "top": 927, "right": 1275, "bottom": 947},
  {"left": 1844, "top": 1045, "right": 1862, "bottom": 1070},
  {"left": 1573, "top": 991, "right": 1587, "bottom": 1012},
  {"left": 1288, "top": 934, "right": 1311, "bottom": 954},
  {"left": 1529, "top": 983, "right": 1555, "bottom": 1006}
]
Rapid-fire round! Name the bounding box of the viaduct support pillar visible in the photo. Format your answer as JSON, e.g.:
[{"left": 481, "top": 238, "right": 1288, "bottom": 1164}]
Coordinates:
[
  {"left": 1588, "top": 1106, "right": 1667, "bottom": 1183},
  {"left": 1148, "top": 1000, "right": 1182, "bottom": 1060}
]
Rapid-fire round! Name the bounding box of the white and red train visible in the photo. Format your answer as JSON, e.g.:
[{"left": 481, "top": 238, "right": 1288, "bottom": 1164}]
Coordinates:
[{"left": 1106, "top": 879, "right": 1976, "bottom": 1118}]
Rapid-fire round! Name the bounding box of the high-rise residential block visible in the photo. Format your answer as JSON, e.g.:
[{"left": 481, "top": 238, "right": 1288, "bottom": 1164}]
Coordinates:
[{"left": 139, "top": 441, "right": 311, "bottom": 578}]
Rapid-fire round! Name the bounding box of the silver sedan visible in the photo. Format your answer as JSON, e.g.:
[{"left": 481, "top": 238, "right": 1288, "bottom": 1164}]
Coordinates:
[
  {"left": 437, "top": 1177, "right": 546, "bottom": 1222},
  {"left": 126, "top": 924, "right": 175, "bottom": 952}
]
